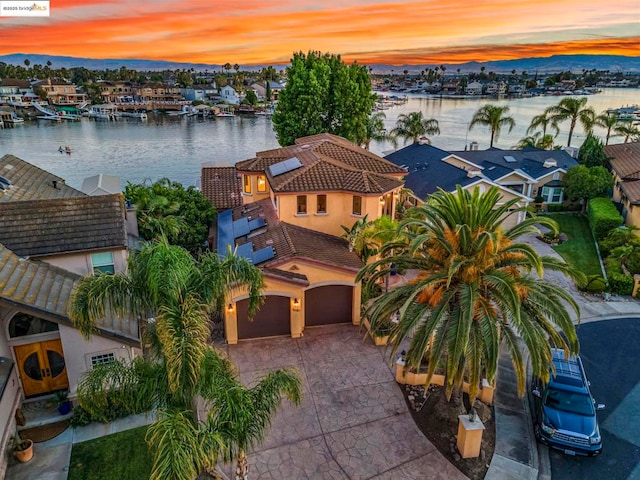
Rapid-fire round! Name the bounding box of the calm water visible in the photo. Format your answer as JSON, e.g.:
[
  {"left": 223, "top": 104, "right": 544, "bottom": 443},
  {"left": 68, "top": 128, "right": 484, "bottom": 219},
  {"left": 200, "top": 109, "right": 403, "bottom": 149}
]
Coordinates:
[{"left": 0, "top": 89, "right": 637, "bottom": 190}]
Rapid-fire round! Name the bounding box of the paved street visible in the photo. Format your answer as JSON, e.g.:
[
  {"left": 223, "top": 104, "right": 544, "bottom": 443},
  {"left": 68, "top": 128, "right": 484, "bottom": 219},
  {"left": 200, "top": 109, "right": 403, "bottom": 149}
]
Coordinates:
[
  {"left": 217, "top": 324, "right": 467, "bottom": 480},
  {"left": 549, "top": 318, "right": 640, "bottom": 480}
]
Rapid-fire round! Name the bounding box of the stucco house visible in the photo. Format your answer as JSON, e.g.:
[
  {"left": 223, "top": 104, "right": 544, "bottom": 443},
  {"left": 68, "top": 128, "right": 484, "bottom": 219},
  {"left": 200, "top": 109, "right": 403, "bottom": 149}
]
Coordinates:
[
  {"left": 604, "top": 142, "right": 640, "bottom": 228},
  {"left": 250, "top": 81, "right": 284, "bottom": 101},
  {"left": 0, "top": 154, "right": 140, "bottom": 477},
  {"left": 201, "top": 134, "right": 407, "bottom": 343},
  {"left": 218, "top": 85, "right": 241, "bottom": 105},
  {"left": 386, "top": 143, "right": 579, "bottom": 228}
]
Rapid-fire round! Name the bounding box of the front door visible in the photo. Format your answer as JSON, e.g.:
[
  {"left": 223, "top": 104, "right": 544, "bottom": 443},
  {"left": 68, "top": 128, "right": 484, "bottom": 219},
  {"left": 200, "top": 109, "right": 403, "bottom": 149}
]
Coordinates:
[{"left": 14, "top": 340, "right": 69, "bottom": 397}]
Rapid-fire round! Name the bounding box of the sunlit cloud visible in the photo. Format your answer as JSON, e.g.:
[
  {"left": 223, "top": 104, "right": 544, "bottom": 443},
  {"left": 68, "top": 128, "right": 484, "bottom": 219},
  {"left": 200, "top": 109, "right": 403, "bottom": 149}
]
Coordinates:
[{"left": 0, "top": 0, "right": 637, "bottom": 64}]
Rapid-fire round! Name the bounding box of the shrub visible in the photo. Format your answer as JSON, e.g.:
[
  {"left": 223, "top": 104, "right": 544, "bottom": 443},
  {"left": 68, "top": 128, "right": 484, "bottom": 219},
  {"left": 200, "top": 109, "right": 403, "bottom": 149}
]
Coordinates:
[
  {"left": 69, "top": 405, "right": 93, "bottom": 427},
  {"left": 580, "top": 275, "right": 607, "bottom": 293},
  {"left": 547, "top": 204, "right": 567, "bottom": 212},
  {"left": 587, "top": 197, "right": 623, "bottom": 240},
  {"left": 608, "top": 272, "right": 634, "bottom": 295}
]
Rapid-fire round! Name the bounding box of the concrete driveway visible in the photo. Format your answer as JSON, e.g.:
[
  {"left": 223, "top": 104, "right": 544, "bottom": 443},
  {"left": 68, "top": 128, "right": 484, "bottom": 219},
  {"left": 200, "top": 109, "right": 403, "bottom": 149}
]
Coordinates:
[{"left": 217, "top": 323, "right": 467, "bottom": 480}]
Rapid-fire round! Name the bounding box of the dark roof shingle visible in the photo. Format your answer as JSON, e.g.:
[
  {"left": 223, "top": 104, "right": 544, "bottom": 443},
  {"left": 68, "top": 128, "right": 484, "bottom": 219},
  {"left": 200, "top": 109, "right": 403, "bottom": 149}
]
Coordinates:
[{"left": 0, "top": 194, "right": 128, "bottom": 257}]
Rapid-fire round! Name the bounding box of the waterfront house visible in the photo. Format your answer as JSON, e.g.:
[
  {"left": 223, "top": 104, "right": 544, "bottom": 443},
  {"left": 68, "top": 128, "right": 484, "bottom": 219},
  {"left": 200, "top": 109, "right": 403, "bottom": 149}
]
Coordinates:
[
  {"left": 386, "top": 143, "right": 579, "bottom": 228},
  {"left": 465, "top": 81, "right": 483, "bottom": 96},
  {"left": 0, "top": 79, "right": 32, "bottom": 105},
  {"left": 32, "top": 78, "right": 87, "bottom": 106},
  {"left": 250, "top": 81, "right": 284, "bottom": 101},
  {"left": 201, "top": 134, "right": 406, "bottom": 343},
  {"left": 133, "top": 82, "right": 183, "bottom": 104},
  {"left": 486, "top": 81, "right": 507, "bottom": 96},
  {"left": 98, "top": 81, "right": 136, "bottom": 104},
  {"left": 180, "top": 86, "right": 207, "bottom": 102},
  {"left": 0, "top": 154, "right": 141, "bottom": 477},
  {"left": 604, "top": 142, "right": 640, "bottom": 228},
  {"left": 218, "top": 85, "right": 241, "bottom": 105}
]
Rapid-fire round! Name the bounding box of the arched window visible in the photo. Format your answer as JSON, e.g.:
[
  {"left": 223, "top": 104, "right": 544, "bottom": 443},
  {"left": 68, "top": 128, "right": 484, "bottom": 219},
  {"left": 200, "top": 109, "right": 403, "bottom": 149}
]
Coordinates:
[{"left": 8, "top": 313, "right": 59, "bottom": 338}]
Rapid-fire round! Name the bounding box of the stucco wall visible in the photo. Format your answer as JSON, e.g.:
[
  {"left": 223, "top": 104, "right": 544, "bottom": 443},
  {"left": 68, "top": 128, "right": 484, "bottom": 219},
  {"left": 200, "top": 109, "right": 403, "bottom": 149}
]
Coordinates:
[
  {"left": 0, "top": 366, "right": 20, "bottom": 480},
  {"left": 57, "top": 325, "right": 140, "bottom": 396},
  {"left": 38, "top": 249, "right": 127, "bottom": 277},
  {"left": 240, "top": 173, "right": 271, "bottom": 204},
  {"left": 276, "top": 191, "right": 396, "bottom": 237}
]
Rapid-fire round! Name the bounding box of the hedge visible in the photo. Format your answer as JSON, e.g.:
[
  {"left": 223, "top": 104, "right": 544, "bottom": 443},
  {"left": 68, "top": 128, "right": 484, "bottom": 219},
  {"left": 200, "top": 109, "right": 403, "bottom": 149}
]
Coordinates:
[
  {"left": 587, "top": 197, "right": 623, "bottom": 240},
  {"left": 607, "top": 272, "right": 634, "bottom": 295}
]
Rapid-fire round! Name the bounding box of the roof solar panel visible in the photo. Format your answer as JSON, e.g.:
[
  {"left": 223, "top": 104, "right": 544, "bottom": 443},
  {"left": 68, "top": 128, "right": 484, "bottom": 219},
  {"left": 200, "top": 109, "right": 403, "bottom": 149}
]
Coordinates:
[
  {"left": 252, "top": 246, "right": 275, "bottom": 264},
  {"left": 268, "top": 157, "right": 303, "bottom": 177},
  {"left": 216, "top": 210, "right": 234, "bottom": 257},
  {"left": 248, "top": 217, "right": 265, "bottom": 231},
  {"left": 233, "top": 217, "right": 250, "bottom": 238},
  {"left": 236, "top": 242, "right": 254, "bottom": 259}
]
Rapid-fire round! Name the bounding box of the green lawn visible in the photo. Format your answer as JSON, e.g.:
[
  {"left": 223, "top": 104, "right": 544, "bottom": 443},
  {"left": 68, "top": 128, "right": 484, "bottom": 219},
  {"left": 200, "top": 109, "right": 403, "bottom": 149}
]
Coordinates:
[
  {"left": 68, "top": 426, "right": 152, "bottom": 480},
  {"left": 544, "top": 213, "right": 603, "bottom": 277}
]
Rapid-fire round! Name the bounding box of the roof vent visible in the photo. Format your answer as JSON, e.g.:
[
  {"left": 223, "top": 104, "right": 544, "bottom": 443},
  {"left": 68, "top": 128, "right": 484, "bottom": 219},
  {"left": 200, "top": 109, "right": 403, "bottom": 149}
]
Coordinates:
[
  {"left": 543, "top": 158, "right": 557, "bottom": 168},
  {"left": 418, "top": 136, "right": 431, "bottom": 145},
  {"left": 469, "top": 141, "right": 479, "bottom": 151},
  {"left": 504, "top": 155, "right": 517, "bottom": 163},
  {"left": 52, "top": 180, "right": 59, "bottom": 189},
  {"left": 467, "top": 170, "right": 482, "bottom": 178}
]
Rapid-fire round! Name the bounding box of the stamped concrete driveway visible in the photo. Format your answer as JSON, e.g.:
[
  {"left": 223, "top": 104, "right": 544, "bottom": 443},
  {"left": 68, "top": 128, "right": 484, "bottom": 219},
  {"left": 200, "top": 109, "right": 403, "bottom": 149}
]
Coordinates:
[{"left": 217, "top": 323, "right": 467, "bottom": 480}]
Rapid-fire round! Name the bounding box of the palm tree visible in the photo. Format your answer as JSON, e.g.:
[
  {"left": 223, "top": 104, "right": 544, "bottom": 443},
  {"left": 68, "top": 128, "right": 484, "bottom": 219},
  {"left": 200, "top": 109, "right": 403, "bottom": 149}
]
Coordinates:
[
  {"left": 594, "top": 111, "right": 619, "bottom": 145},
  {"left": 390, "top": 111, "right": 440, "bottom": 146},
  {"left": 546, "top": 97, "right": 595, "bottom": 146},
  {"left": 357, "top": 186, "right": 583, "bottom": 410},
  {"left": 527, "top": 111, "right": 559, "bottom": 138},
  {"left": 363, "top": 111, "right": 388, "bottom": 150},
  {"left": 515, "top": 132, "right": 554, "bottom": 150},
  {"left": 468, "top": 104, "right": 516, "bottom": 147},
  {"left": 614, "top": 120, "right": 640, "bottom": 143},
  {"left": 70, "top": 239, "right": 301, "bottom": 479}
]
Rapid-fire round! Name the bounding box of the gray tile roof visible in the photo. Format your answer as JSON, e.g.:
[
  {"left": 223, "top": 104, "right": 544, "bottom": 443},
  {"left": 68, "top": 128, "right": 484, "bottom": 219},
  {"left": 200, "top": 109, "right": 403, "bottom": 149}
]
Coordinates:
[
  {"left": 0, "top": 154, "right": 87, "bottom": 202},
  {"left": 0, "top": 194, "right": 128, "bottom": 257},
  {"left": 0, "top": 243, "right": 139, "bottom": 342}
]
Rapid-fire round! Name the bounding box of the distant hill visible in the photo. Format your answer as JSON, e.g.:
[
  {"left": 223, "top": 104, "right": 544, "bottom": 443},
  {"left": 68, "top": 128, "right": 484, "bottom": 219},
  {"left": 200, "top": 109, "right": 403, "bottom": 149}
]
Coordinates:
[{"left": 0, "top": 53, "right": 638, "bottom": 74}]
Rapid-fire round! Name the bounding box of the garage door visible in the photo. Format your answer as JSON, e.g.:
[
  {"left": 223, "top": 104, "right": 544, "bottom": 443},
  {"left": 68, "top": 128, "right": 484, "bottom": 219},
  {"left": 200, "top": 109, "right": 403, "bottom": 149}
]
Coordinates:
[
  {"left": 237, "top": 296, "right": 291, "bottom": 339},
  {"left": 305, "top": 285, "right": 353, "bottom": 326}
]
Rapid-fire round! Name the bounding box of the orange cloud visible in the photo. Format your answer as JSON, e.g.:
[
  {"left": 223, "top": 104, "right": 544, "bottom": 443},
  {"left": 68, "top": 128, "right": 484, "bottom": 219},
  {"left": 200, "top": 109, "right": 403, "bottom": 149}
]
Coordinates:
[{"left": 0, "top": 0, "right": 637, "bottom": 65}]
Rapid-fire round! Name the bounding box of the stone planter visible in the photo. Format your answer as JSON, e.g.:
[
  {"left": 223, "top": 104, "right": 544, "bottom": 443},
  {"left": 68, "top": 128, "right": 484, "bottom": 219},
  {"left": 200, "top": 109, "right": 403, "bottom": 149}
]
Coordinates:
[{"left": 363, "top": 318, "right": 390, "bottom": 346}]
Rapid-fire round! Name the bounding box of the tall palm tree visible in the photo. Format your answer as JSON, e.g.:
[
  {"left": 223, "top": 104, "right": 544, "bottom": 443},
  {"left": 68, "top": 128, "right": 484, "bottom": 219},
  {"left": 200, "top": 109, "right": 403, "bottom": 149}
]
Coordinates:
[
  {"left": 594, "top": 111, "right": 619, "bottom": 145},
  {"left": 527, "top": 111, "right": 559, "bottom": 138},
  {"left": 468, "top": 104, "right": 516, "bottom": 147},
  {"left": 546, "top": 97, "right": 595, "bottom": 146},
  {"left": 614, "top": 120, "right": 640, "bottom": 143},
  {"left": 390, "top": 111, "right": 440, "bottom": 146},
  {"left": 515, "top": 132, "right": 554, "bottom": 150},
  {"left": 363, "top": 111, "right": 388, "bottom": 150},
  {"left": 70, "top": 239, "right": 301, "bottom": 479},
  {"left": 357, "top": 186, "right": 583, "bottom": 409}
]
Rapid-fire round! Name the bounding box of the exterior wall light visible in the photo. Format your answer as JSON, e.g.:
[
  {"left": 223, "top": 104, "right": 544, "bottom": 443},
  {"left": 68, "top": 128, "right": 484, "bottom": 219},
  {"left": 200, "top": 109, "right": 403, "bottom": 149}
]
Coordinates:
[
  {"left": 227, "top": 303, "right": 234, "bottom": 313},
  {"left": 292, "top": 298, "right": 301, "bottom": 311}
]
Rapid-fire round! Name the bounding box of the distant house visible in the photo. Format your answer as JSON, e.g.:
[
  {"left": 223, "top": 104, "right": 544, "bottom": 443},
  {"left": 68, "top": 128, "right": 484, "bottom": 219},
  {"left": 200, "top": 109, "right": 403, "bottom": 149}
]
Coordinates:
[
  {"left": 0, "top": 154, "right": 141, "bottom": 478},
  {"left": 604, "top": 142, "right": 640, "bottom": 228},
  {"left": 32, "top": 78, "right": 87, "bottom": 106},
  {"left": 386, "top": 144, "right": 579, "bottom": 228},
  {"left": 250, "top": 81, "right": 284, "bottom": 101},
  {"left": 486, "top": 81, "right": 507, "bottom": 96},
  {"left": 219, "top": 85, "right": 241, "bottom": 105},
  {"left": 0, "top": 79, "right": 32, "bottom": 105},
  {"left": 200, "top": 134, "right": 406, "bottom": 344},
  {"left": 180, "top": 87, "right": 207, "bottom": 102},
  {"left": 465, "top": 81, "right": 483, "bottom": 95}
]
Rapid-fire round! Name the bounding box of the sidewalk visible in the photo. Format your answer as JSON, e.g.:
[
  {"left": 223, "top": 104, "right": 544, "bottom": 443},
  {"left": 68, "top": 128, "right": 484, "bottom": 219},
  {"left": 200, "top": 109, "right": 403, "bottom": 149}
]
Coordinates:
[{"left": 6, "top": 413, "right": 155, "bottom": 480}]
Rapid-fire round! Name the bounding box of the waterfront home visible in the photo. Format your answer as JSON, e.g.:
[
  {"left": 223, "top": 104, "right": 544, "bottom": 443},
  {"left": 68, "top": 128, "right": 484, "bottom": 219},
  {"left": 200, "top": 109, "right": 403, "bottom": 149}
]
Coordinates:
[
  {"left": 0, "top": 79, "right": 32, "bottom": 105},
  {"left": 0, "top": 154, "right": 141, "bottom": 478},
  {"left": 604, "top": 142, "right": 640, "bottom": 228},
  {"left": 250, "top": 81, "right": 284, "bottom": 101},
  {"left": 98, "top": 81, "right": 136, "bottom": 104},
  {"left": 218, "top": 85, "right": 241, "bottom": 105},
  {"left": 386, "top": 143, "right": 579, "bottom": 228},
  {"left": 32, "top": 78, "right": 87, "bottom": 106},
  {"left": 465, "top": 81, "right": 483, "bottom": 95},
  {"left": 134, "top": 82, "right": 183, "bottom": 103},
  {"left": 180, "top": 86, "right": 207, "bottom": 102},
  {"left": 201, "top": 134, "right": 407, "bottom": 343},
  {"left": 486, "top": 81, "right": 507, "bottom": 96}
]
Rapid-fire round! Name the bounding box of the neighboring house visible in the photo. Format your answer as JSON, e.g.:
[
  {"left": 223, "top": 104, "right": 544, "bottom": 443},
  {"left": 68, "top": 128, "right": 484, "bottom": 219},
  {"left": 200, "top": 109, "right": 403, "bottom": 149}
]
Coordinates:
[
  {"left": 32, "top": 78, "right": 87, "bottom": 106},
  {"left": 201, "top": 134, "right": 407, "bottom": 344},
  {"left": 604, "top": 142, "right": 640, "bottom": 228},
  {"left": 0, "top": 79, "right": 32, "bottom": 105},
  {"left": 486, "top": 81, "right": 507, "bottom": 96},
  {"left": 133, "top": 83, "right": 182, "bottom": 103},
  {"left": 180, "top": 87, "right": 207, "bottom": 102},
  {"left": 465, "top": 81, "right": 483, "bottom": 95},
  {"left": 81, "top": 173, "right": 122, "bottom": 196},
  {"left": 98, "top": 81, "right": 136, "bottom": 103},
  {"left": 218, "top": 85, "right": 241, "bottom": 105},
  {"left": 0, "top": 155, "right": 140, "bottom": 477},
  {"left": 250, "top": 81, "right": 284, "bottom": 101},
  {"left": 386, "top": 144, "right": 579, "bottom": 228}
]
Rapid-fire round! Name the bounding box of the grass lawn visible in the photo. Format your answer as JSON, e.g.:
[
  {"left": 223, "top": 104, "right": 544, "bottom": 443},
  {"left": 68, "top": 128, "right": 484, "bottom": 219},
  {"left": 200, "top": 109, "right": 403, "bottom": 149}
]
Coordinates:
[
  {"left": 68, "top": 426, "right": 152, "bottom": 480},
  {"left": 544, "top": 213, "right": 603, "bottom": 276}
]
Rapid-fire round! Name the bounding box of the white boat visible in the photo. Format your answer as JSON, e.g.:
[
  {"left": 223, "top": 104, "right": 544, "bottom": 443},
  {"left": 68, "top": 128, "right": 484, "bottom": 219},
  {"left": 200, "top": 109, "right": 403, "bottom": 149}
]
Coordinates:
[
  {"left": 88, "top": 104, "right": 119, "bottom": 120},
  {"left": 215, "top": 111, "right": 235, "bottom": 117},
  {"left": 120, "top": 111, "right": 148, "bottom": 120},
  {"left": 37, "top": 115, "right": 61, "bottom": 122}
]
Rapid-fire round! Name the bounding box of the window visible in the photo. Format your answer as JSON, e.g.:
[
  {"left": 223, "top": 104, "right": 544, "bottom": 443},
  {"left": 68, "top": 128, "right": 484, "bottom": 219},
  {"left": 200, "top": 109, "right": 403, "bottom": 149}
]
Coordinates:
[
  {"left": 243, "top": 174, "right": 251, "bottom": 194},
  {"left": 316, "top": 194, "right": 327, "bottom": 214},
  {"left": 92, "top": 252, "right": 115, "bottom": 274},
  {"left": 552, "top": 187, "right": 562, "bottom": 203},
  {"left": 553, "top": 172, "right": 560, "bottom": 180},
  {"left": 257, "top": 175, "right": 267, "bottom": 193},
  {"left": 90, "top": 352, "right": 115, "bottom": 368},
  {"left": 296, "top": 195, "right": 307, "bottom": 214},
  {"left": 352, "top": 195, "right": 362, "bottom": 215}
]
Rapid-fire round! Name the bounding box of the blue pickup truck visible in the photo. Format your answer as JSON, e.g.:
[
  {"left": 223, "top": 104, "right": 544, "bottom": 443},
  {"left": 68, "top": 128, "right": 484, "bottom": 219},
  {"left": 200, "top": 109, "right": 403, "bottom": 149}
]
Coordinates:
[{"left": 531, "top": 348, "right": 605, "bottom": 456}]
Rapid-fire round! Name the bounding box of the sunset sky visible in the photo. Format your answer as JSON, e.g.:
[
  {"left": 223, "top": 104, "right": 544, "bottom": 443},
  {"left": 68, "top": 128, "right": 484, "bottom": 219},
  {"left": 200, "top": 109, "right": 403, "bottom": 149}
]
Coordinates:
[{"left": 0, "top": 0, "right": 638, "bottom": 65}]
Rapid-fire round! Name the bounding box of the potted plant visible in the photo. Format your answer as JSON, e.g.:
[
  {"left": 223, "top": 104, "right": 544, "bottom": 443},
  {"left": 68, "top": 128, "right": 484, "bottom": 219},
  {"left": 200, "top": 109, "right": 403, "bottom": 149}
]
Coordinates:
[
  {"left": 55, "top": 389, "right": 72, "bottom": 415},
  {"left": 11, "top": 432, "right": 34, "bottom": 463}
]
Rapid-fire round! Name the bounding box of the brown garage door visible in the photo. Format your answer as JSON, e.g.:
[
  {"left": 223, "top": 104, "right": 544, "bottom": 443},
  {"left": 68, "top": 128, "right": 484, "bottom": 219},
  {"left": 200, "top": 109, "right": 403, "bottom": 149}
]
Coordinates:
[
  {"left": 305, "top": 285, "right": 353, "bottom": 326},
  {"left": 237, "top": 296, "right": 291, "bottom": 339}
]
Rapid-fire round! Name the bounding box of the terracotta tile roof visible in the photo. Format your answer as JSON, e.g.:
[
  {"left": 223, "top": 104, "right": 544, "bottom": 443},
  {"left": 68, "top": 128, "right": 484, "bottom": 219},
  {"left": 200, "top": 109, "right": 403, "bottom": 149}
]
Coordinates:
[
  {"left": 201, "top": 166, "right": 243, "bottom": 210},
  {"left": 620, "top": 181, "right": 640, "bottom": 205},
  {"left": 263, "top": 268, "right": 309, "bottom": 285},
  {"left": 233, "top": 134, "right": 406, "bottom": 195},
  {"left": 0, "top": 78, "right": 31, "bottom": 88},
  {"left": 605, "top": 142, "right": 640, "bottom": 180},
  {"left": 217, "top": 198, "right": 362, "bottom": 275},
  {"left": 0, "top": 194, "right": 128, "bottom": 257},
  {"left": 0, "top": 243, "right": 139, "bottom": 342},
  {"left": 0, "top": 154, "right": 87, "bottom": 202}
]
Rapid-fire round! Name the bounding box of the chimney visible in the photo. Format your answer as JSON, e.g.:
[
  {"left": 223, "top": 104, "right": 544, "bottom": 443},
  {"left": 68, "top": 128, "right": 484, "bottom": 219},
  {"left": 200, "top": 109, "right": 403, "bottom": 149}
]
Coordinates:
[
  {"left": 469, "top": 141, "right": 479, "bottom": 151},
  {"left": 52, "top": 180, "right": 58, "bottom": 189}
]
